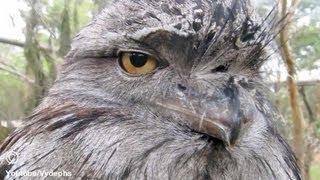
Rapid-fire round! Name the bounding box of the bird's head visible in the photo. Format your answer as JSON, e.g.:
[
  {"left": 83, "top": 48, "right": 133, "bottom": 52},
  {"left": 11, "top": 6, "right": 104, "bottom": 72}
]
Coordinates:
[
  {"left": 59, "top": 0, "right": 267, "bottom": 146},
  {"left": 0, "top": 0, "right": 301, "bottom": 179}
]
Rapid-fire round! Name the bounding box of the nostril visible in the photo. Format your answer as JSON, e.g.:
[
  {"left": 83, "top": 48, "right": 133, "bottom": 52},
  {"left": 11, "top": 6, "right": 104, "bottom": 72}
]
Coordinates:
[
  {"left": 211, "top": 65, "right": 228, "bottom": 73},
  {"left": 177, "top": 84, "right": 187, "bottom": 91}
]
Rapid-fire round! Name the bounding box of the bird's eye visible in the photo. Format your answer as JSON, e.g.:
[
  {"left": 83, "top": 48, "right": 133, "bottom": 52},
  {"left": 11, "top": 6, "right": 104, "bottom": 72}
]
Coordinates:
[{"left": 119, "top": 52, "right": 158, "bottom": 75}]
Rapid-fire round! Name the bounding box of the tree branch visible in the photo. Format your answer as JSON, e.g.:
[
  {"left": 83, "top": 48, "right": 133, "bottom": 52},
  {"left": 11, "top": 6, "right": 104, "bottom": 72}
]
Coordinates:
[
  {"left": 270, "top": 79, "right": 320, "bottom": 87},
  {"left": 299, "top": 87, "right": 315, "bottom": 123},
  {"left": 0, "top": 37, "right": 52, "bottom": 53},
  {"left": 0, "top": 59, "right": 35, "bottom": 85},
  {"left": 0, "top": 58, "right": 18, "bottom": 71}
]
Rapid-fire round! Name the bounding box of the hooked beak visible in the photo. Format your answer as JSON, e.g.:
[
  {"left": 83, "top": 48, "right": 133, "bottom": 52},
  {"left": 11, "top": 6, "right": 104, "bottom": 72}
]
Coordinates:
[{"left": 154, "top": 80, "right": 242, "bottom": 146}]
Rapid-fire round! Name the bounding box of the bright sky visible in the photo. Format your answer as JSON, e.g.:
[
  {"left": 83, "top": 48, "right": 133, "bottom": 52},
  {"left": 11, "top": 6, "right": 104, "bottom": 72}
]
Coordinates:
[{"left": 0, "top": 0, "right": 26, "bottom": 41}]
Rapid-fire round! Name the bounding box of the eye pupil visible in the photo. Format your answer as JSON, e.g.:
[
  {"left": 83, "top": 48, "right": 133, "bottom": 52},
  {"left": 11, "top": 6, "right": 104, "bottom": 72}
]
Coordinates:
[
  {"left": 130, "top": 53, "right": 148, "bottom": 67},
  {"left": 120, "top": 51, "right": 158, "bottom": 75}
]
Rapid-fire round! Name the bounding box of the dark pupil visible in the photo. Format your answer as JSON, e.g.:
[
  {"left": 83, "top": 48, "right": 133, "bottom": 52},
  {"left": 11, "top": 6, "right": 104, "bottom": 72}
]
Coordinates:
[{"left": 130, "top": 53, "right": 148, "bottom": 67}]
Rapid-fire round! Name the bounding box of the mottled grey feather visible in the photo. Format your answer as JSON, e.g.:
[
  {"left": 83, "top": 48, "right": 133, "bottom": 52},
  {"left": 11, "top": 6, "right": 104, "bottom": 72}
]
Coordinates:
[{"left": 0, "top": 0, "right": 301, "bottom": 179}]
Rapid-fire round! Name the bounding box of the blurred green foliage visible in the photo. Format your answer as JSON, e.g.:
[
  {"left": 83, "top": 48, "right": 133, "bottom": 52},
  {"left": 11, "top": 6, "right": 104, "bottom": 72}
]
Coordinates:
[
  {"left": 311, "top": 164, "right": 320, "bottom": 180},
  {"left": 292, "top": 24, "right": 320, "bottom": 69},
  {"left": 0, "top": 0, "right": 96, "bottom": 120}
]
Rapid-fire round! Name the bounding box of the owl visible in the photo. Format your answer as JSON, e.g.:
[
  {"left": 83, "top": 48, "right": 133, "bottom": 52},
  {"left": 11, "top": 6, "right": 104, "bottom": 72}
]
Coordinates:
[{"left": 0, "top": 0, "right": 301, "bottom": 179}]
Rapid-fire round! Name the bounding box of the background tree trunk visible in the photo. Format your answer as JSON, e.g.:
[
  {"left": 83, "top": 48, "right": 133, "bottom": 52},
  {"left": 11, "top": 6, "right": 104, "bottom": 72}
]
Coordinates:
[
  {"left": 24, "top": 0, "right": 48, "bottom": 111},
  {"left": 58, "top": 0, "right": 72, "bottom": 57},
  {"left": 279, "top": 0, "right": 306, "bottom": 178}
]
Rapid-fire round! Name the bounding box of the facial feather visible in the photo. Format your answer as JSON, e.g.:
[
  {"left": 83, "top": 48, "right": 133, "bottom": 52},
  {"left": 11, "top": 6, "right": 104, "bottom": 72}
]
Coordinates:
[{"left": 0, "top": 0, "right": 301, "bottom": 179}]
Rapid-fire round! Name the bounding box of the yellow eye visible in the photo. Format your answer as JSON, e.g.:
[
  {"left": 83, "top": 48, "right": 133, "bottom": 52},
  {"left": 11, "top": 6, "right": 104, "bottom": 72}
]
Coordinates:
[{"left": 119, "top": 52, "right": 158, "bottom": 75}]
